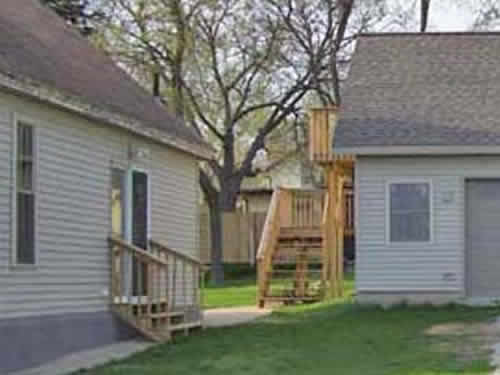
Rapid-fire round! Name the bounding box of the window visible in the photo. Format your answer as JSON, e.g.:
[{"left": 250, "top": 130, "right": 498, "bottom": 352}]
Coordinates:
[
  {"left": 388, "top": 182, "right": 431, "bottom": 242},
  {"left": 111, "top": 168, "right": 126, "bottom": 237},
  {"left": 15, "top": 123, "right": 36, "bottom": 264}
]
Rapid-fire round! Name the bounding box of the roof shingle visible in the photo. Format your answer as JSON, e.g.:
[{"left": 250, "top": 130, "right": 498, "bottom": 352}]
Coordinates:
[
  {"left": 335, "top": 32, "right": 500, "bottom": 149},
  {"left": 0, "top": 0, "right": 207, "bottom": 154}
]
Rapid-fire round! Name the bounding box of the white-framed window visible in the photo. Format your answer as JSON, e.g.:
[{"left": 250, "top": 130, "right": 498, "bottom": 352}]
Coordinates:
[
  {"left": 13, "top": 121, "right": 37, "bottom": 265},
  {"left": 387, "top": 180, "right": 432, "bottom": 243}
]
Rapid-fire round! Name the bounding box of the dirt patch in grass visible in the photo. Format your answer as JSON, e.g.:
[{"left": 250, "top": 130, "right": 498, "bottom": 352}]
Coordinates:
[{"left": 426, "top": 319, "right": 500, "bottom": 363}]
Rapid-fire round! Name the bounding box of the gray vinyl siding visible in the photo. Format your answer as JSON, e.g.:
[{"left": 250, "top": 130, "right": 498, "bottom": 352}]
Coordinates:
[
  {"left": 151, "top": 149, "right": 199, "bottom": 259},
  {"left": 356, "top": 155, "right": 500, "bottom": 294},
  {"left": 0, "top": 91, "right": 200, "bottom": 319},
  {"left": 0, "top": 109, "right": 12, "bottom": 269}
]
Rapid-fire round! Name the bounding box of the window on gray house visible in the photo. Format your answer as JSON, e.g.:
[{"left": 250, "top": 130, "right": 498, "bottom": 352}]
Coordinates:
[
  {"left": 389, "top": 182, "right": 431, "bottom": 242},
  {"left": 16, "top": 123, "right": 35, "bottom": 264}
]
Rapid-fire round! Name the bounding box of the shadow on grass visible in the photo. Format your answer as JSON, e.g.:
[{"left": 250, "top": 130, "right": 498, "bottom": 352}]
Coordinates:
[{"left": 75, "top": 299, "right": 500, "bottom": 375}]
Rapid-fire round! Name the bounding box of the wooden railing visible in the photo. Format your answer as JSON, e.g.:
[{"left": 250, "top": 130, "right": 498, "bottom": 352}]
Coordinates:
[
  {"left": 256, "top": 189, "right": 282, "bottom": 307},
  {"left": 109, "top": 236, "right": 204, "bottom": 342},
  {"left": 284, "top": 189, "right": 325, "bottom": 228},
  {"left": 257, "top": 188, "right": 328, "bottom": 306},
  {"left": 149, "top": 240, "right": 205, "bottom": 317}
]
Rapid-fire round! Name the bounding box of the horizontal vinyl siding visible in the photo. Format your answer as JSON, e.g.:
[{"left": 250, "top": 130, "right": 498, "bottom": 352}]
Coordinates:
[
  {"left": 0, "top": 91, "right": 199, "bottom": 319},
  {"left": 151, "top": 149, "right": 199, "bottom": 259},
  {"left": 355, "top": 156, "right": 500, "bottom": 293},
  {"left": 150, "top": 148, "right": 200, "bottom": 306},
  {"left": 0, "top": 107, "right": 11, "bottom": 268}
]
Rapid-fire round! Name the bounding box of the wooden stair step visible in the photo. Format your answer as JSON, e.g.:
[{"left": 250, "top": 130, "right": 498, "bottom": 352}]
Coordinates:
[
  {"left": 149, "top": 311, "right": 185, "bottom": 319},
  {"left": 279, "top": 228, "right": 322, "bottom": 236},
  {"left": 277, "top": 242, "right": 323, "bottom": 248}
]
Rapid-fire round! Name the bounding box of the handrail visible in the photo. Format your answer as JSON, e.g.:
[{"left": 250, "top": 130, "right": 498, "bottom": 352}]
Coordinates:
[
  {"left": 108, "top": 235, "right": 204, "bottom": 341},
  {"left": 256, "top": 189, "right": 281, "bottom": 261},
  {"left": 109, "top": 236, "right": 169, "bottom": 267},
  {"left": 149, "top": 239, "right": 203, "bottom": 268}
]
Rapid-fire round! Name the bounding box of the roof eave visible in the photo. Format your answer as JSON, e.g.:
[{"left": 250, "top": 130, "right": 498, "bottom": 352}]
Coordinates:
[
  {"left": 335, "top": 145, "right": 500, "bottom": 156},
  {"left": 0, "top": 71, "right": 213, "bottom": 160}
]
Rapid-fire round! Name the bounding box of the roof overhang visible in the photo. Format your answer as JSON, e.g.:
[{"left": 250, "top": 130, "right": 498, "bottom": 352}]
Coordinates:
[
  {"left": 335, "top": 145, "right": 500, "bottom": 156},
  {"left": 0, "top": 71, "right": 213, "bottom": 160}
]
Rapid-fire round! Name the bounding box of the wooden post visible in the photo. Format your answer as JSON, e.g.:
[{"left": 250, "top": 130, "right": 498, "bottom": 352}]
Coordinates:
[
  {"left": 295, "top": 249, "right": 308, "bottom": 297},
  {"left": 336, "top": 170, "right": 346, "bottom": 297},
  {"left": 321, "top": 192, "right": 329, "bottom": 293},
  {"left": 327, "top": 165, "right": 338, "bottom": 298},
  {"left": 279, "top": 189, "right": 292, "bottom": 228}
]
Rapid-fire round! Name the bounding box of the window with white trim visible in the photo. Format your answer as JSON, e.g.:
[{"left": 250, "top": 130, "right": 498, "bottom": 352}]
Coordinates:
[
  {"left": 15, "top": 123, "right": 36, "bottom": 264},
  {"left": 389, "top": 182, "right": 431, "bottom": 242}
]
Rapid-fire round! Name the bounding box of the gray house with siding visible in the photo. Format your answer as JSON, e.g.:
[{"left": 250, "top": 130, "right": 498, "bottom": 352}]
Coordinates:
[
  {"left": 0, "top": 0, "right": 211, "bottom": 373},
  {"left": 336, "top": 32, "right": 500, "bottom": 305}
]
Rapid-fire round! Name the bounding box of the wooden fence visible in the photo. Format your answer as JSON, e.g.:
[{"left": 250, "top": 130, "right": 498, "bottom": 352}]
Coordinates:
[{"left": 200, "top": 209, "right": 267, "bottom": 265}]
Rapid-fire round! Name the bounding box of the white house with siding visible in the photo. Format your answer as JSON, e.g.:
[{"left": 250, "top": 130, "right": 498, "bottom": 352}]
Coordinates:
[
  {"left": 0, "top": 1, "right": 211, "bottom": 373},
  {"left": 335, "top": 32, "right": 500, "bottom": 305}
]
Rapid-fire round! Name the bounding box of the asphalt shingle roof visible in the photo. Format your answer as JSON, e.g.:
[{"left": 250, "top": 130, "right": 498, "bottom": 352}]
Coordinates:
[
  {"left": 0, "top": 0, "right": 206, "bottom": 151},
  {"left": 335, "top": 32, "right": 500, "bottom": 149}
]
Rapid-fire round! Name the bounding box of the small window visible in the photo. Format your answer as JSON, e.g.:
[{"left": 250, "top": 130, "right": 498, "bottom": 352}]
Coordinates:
[
  {"left": 16, "top": 123, "right": 36, "bottom": 264},
  {"left": 389, "top": 182, "right": 431, "bottom": 243}
]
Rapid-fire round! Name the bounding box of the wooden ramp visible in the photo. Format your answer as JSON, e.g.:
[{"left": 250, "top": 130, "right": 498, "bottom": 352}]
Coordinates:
[{"left": 109, "top": 237, "right": 205, "bottom": 342}]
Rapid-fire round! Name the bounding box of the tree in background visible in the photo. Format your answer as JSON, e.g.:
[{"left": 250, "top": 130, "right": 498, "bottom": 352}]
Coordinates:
[
  {"left": 472, "top": 0, "right": 500, "bottom": 29},
  {"left": 97, "top": 0, "right": 386, "bottom": 284},
  {"left": 420, "top": 0, "right": 431, "bottom": 32},
  {"left": 40, "top": 0, "right": 102, "bottom": 35},
  {"left": 388, "top": 0, "right": 500, "bottom": 32}
]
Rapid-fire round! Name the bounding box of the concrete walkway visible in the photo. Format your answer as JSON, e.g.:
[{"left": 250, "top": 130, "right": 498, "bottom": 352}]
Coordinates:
[
  {"left": 10, "top": 307, "right": 271, "bottom": 375},
  {"left": 491, "top": 318, "right": 500, "bottom": 374},
  {"left": 492, "top": 319, "right": 500, "bottom": 374},
  {"left": 203, "top": 306, "right": 272, "bottom": 328},
  {"left": 10, "top": 340, "right": 153, "bottom": 375}
]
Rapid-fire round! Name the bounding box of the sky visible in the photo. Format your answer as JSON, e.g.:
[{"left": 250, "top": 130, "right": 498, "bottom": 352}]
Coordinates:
[
  {"left": 429, "top": 1, "right": 473, "bottom": 30},
  {"left": 384, "top": 0, "right": 499, "bottom": 32}
]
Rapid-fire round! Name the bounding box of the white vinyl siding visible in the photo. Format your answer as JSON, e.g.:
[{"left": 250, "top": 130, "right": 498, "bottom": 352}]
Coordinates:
[
  {"left": 355, "top": 155, "right": 500, "bottom": 294},
  {"left": 0, "top": 91, "right": 200, "bottom": 319}
]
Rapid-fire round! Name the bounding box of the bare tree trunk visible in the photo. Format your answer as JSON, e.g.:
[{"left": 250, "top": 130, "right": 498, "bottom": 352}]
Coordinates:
[
  {"left": 200, "top": 168, "right": 241, "bottom": 285},
  {"left": 421, "top": 0, "right": 431, "bottom": 32},
  {"left": 208, "top": 197, "right": 224, "bottom": 285}
]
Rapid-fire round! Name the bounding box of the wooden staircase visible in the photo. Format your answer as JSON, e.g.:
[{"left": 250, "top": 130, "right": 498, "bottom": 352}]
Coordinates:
[
  {"left": 256, "top": 106, "right": 355, "bottom": 308},
  {"left": 109, "top": 236, "right": 205, "bottom": 342},
  {"left": 257, "top": 186, "right": 347, "bottom": 308}
]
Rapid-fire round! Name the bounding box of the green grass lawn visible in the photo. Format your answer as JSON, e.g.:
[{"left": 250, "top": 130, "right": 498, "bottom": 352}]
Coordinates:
[
  {"left": 203, "top": 278, "right": 258, "bottom": 308},
  {"left": 203, "top": 273, "right": 355, "bottom": 309},
  {"left": 76, "top": 275, "right": 500, "bottom": 375}
]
